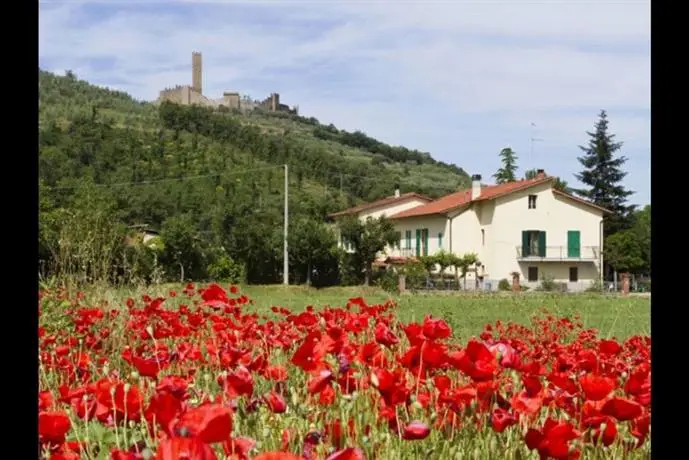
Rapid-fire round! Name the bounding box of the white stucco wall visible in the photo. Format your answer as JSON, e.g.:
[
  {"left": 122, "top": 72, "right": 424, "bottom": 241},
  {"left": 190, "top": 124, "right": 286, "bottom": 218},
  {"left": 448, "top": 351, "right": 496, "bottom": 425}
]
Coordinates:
[
  {"left": 336, "top": 197, "right": 429, "bottom": 253},
  {"left": 388, "top": 215, "right": 449, "bottom": 258},
  {"left": 484, "top": 182, "right": 604, "bottom": 289}
]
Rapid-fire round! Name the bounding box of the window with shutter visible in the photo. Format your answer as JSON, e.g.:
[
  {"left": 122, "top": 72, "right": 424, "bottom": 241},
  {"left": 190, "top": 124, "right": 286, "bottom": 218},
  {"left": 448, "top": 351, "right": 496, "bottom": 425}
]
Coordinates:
[
  {"left": 538, "top": 231, "right": 546, "bottom": 257},
  {"left": 423, "top": 229, "right": 429, "bottom": 256},
  {"left": 567, "top": 231, "right": 580, "bottom": 258},
  {"left": 415, "top": 229, "right": 421, "bottom": 257}
]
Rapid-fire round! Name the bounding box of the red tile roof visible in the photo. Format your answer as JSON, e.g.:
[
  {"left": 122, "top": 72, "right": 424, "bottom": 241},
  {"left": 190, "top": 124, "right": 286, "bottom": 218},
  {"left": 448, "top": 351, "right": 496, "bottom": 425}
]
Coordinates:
[
  {"left": 389, "top": 174, "right": 610, "bottom": 219},
  {"left": 328, "top": 192, "right": 432, "bottom": 218},
  {"left": 389, "top": 175, "right": 554, "bottom": 219}
]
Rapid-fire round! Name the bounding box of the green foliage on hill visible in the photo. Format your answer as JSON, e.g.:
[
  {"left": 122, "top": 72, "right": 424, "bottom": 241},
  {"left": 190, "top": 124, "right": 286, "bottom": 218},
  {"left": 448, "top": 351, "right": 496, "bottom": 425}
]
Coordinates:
[{"left": 39, "top": 69, "right": 470, "bottom": 285}]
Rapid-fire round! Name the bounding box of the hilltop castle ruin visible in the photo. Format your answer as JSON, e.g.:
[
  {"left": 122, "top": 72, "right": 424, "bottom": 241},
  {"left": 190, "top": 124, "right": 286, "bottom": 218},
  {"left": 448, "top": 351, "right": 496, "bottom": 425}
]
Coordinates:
[{"left": 156, "top": 52, "right": 294, "bottom": 113}]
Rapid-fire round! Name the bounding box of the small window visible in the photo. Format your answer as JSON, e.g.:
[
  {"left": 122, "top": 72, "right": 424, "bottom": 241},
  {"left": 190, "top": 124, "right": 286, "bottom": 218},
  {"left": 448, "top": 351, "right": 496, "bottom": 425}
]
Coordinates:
[
  {"left": 438, "top": 232, "right": 443, "bottom": 249},
  {"left": 394, "top": 232, "right": 402, "bottom": 249},
  {"left": 569, "top": 267, "right": 578, "bottom": 282},
  {"left": 405, "top": 230, "right": 412, "bottom": 249},
  {"left": 528, "top": 195, "right": 537, "bottom": 209},
  {"left": 528, "top": 267, "right": 539, "bottom": 282},
  {"left": 481, "top": 229, "right": 485, "bottom": 246}
]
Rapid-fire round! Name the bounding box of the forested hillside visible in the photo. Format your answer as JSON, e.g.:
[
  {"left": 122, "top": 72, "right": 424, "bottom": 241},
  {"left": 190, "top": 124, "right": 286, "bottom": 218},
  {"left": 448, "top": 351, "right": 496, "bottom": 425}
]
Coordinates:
[{"left": 38, "top": 69, "right": 470, "bottom": 285}]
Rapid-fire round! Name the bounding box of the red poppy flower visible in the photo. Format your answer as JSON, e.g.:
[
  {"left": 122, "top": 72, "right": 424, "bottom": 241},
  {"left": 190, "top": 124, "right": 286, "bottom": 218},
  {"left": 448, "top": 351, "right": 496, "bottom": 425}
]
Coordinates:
[
  {"left": 326, "top": 447, "right": 365, "bottom": 460},
  {"left": 374, "top": 322, "right": 399, "bottom": 347},
  {"left": 630, "top": 414, "right": 650, "bottom": 446},
  {"left": 579, "top": 374, "right": 616, "bottom": 401},
  {"left": 291, "top": 331, "right": 334, "bottom": 372},
  {"left": 624, "top": 363, "right": 651, "bottom": 406},
  {"left": 156, "top": 376, "right": 190, "bottom": 400},
  {"left": 223, "top": 436, "right": 256, "bottom": 459},
  {"left": 94, "top": 380, "right": 144, "bottom": 423},
  {"left": 599, "top": 339, "right": 622, "bottom": 355},
  {"left": 224, "top": 366, "right": 254, "bottom": 399},
  {"left": 601, "top": 397, "right": 643, "bottom": 421},
  {"left": 39, "top": 391, "right": 54, "bottom": 411},
  {"left": 318, "top": 384, "right": 336, "bottom": 406},
  {"left": 174, "top": 405, "right": 233, "bottom": 443},
  {"left": 264, "top": 391, "right": 287, "bottom": 413},
  {"left": 145, "top": 391, "right": 184, "bottom": 434},
  {"left": 583, "top": 415, "right": 618, "bottom": 447},
  {"left": 525, "top": 418, "right": 580, "bottom": 460},
  {"left": 254, "top": 453, "right": 303, "bottom": 460},
  {"left": 401, "top": 421, "right": 431, "bottom": 440},
  {"left": 491, "top": 407, "right": 518, "bottom": 433},
  {"left": 451, "top": 340, "right": 498, "bottom": 382},
  {"left": 155, "top": 436, "right": 218, "bottom": 460},
  {"left": 39, "top": 411, "right": 72, "bottom": 446},
  {"left": 111, "top": 449, "right": 146, "bottom": 460},
  {"left": 264, "top": 366, "right": 288, "bottom": 382},
  {"left": 201, "top": 284, "right": 229, "bottom": 303},
  {"left": 307, "top": 370, "right": 334, "bottom": 395},
  {"left": 422, "top": 316, "right": 452, "bottom": 340}
]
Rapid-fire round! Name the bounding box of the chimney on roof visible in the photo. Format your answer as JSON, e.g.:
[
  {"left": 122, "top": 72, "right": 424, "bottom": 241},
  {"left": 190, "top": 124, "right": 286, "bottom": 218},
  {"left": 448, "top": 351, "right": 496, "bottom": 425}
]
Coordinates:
[
  {"left": 394, "top": 183, "right": 400, "bottom": 198},
  {"left": 471, "top": 174, "right": 482, "bottom": 200},
  {"left": 536, "top": 169, "right": 545, "bottom": 179}
]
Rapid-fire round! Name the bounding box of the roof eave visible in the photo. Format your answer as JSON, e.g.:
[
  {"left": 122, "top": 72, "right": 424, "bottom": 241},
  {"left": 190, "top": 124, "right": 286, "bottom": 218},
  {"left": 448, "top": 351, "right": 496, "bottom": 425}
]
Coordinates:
[
  {"left": 327, "top": 193, "right": 432, "bottom": 219},
  {"left": 552, "top": 189, "right": 612, "bottom": 214}
]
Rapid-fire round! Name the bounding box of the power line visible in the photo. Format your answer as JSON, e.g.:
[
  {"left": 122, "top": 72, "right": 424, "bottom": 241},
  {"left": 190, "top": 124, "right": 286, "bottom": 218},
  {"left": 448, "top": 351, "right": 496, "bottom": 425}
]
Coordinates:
[{"left": 43, "top": 165, "right": 285, "bottom": 191}]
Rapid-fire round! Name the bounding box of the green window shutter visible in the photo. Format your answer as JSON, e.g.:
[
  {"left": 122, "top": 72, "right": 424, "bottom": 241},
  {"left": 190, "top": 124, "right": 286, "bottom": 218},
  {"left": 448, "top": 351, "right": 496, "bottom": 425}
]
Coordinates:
[
  {"left": 416, "top": 229, "right": 421, "bottom": 257},
  {"left": 567, "top": 230, "right": 581, "bottom": 258},
  {"left": 395, "top": 231, "right": 402, "bottom": 249},
  {"left": 438, "top": 232, "right": 443, "bottom": 249},
  {"left": 405, "top": 230, "right": 411, "bottom": 249},
  {"left": 423, "top": 228, "right": 429, "bottom": 256},
  {"left": 521, "top": 231, "right": 529, "bottom": 257},
  {"left": 538, "top": 231, "right": 547, "bottom": 257}
]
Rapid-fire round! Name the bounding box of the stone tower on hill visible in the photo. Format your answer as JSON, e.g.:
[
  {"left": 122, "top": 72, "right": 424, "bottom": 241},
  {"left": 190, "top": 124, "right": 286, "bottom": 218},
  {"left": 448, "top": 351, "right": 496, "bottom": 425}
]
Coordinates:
[{"left": 192, "top": 51, "right": 202, "bottom": 95}]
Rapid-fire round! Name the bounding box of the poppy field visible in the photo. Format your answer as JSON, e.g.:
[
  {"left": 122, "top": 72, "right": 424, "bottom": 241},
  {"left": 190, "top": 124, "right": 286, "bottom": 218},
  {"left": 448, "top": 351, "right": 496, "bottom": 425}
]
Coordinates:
[{"left": 38, "top": 284, "right": 651, "bottom": 459}]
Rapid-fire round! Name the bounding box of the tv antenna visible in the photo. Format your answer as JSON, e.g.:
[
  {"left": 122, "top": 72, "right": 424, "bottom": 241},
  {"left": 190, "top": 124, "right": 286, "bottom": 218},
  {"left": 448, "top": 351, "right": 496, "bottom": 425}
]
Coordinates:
[{"left": 529, "top": 122, "right": 544, "bottom": 169}]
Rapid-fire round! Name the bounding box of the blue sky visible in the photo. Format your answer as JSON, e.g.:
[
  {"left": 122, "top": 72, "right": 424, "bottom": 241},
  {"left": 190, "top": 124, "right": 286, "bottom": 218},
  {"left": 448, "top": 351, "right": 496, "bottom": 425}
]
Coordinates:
[{"left": 39, "top": 0, "right": 650, "bottom": 205}]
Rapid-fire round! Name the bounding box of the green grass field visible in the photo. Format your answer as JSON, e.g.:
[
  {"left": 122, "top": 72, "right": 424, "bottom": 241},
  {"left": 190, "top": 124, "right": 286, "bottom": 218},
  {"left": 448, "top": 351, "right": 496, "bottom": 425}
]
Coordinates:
[{"left": 82, "top": 284, "right": 651, "bottom": 340}]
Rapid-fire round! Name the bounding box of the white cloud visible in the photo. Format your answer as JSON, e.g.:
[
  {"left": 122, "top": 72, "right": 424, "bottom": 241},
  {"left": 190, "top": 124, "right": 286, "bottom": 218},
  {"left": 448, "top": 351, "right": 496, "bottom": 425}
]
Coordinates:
[{"left": 38, "top": 0, "right": 650, "bottom": 203}]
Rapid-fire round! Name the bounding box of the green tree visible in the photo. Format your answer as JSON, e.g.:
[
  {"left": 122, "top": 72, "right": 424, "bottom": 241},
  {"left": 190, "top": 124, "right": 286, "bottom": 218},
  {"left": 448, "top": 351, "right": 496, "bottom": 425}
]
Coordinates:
[
  {"left": 160, "top": 214, "right": 208, "bottom": 282},
  {"left": 338, "top": 216, "right": 398, "bottom": 286},
  {"left": 493, "top": 147, "right": 518, "bottom": 184},
  {"left": 604, "top": 231, "right": 645, "bottom": 274},
  {"left": 630, "top": 205, "right": 650, "bottom": 274},
  {"left": 417, "top": 255, "right": 438, "bottom": 281},
  {"left": 458, "top": 253, "right": 480, "bottom": 289},
  {"left": 573, "top": 110, "right": 636, "bottom": 236},
  {"left": 289, "top": 217, "right": 337, "bottom": 286}
]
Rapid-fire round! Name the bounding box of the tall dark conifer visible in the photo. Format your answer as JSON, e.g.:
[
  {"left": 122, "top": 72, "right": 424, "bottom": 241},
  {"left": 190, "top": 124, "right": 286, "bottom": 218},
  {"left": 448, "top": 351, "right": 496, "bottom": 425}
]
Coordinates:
[{"left": 574, "top": 110, "right": 636, "bottom": 236}]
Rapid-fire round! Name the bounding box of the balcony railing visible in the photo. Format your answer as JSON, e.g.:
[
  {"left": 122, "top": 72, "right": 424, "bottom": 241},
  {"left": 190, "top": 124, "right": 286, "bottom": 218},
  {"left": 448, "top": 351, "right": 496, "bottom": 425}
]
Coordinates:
[
  {"left": 515, "top": 245, "right": 599, "bottom": 261},
  {"left": 386, "top": 247, "right": 417, "bottom": 258}
]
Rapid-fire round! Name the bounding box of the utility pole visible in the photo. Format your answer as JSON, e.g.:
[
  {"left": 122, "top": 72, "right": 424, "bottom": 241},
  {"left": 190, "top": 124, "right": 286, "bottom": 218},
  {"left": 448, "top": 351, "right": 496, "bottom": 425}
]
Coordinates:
[{"left": 283, "top": 164, "right": 289, "bottom": 285}]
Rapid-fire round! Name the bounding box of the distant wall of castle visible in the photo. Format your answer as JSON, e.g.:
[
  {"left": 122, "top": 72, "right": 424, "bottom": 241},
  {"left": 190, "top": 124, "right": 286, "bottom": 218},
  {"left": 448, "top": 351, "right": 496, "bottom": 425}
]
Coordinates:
[{"left": 155, "top": 52, "right": 294, "bottom": 114}]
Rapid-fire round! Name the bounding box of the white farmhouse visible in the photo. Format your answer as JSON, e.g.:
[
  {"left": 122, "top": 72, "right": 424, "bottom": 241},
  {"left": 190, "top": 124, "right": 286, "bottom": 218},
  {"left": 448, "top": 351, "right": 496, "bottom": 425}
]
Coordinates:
[{"left": 329, "top": 171, "right": 610, "bottom": 291}]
